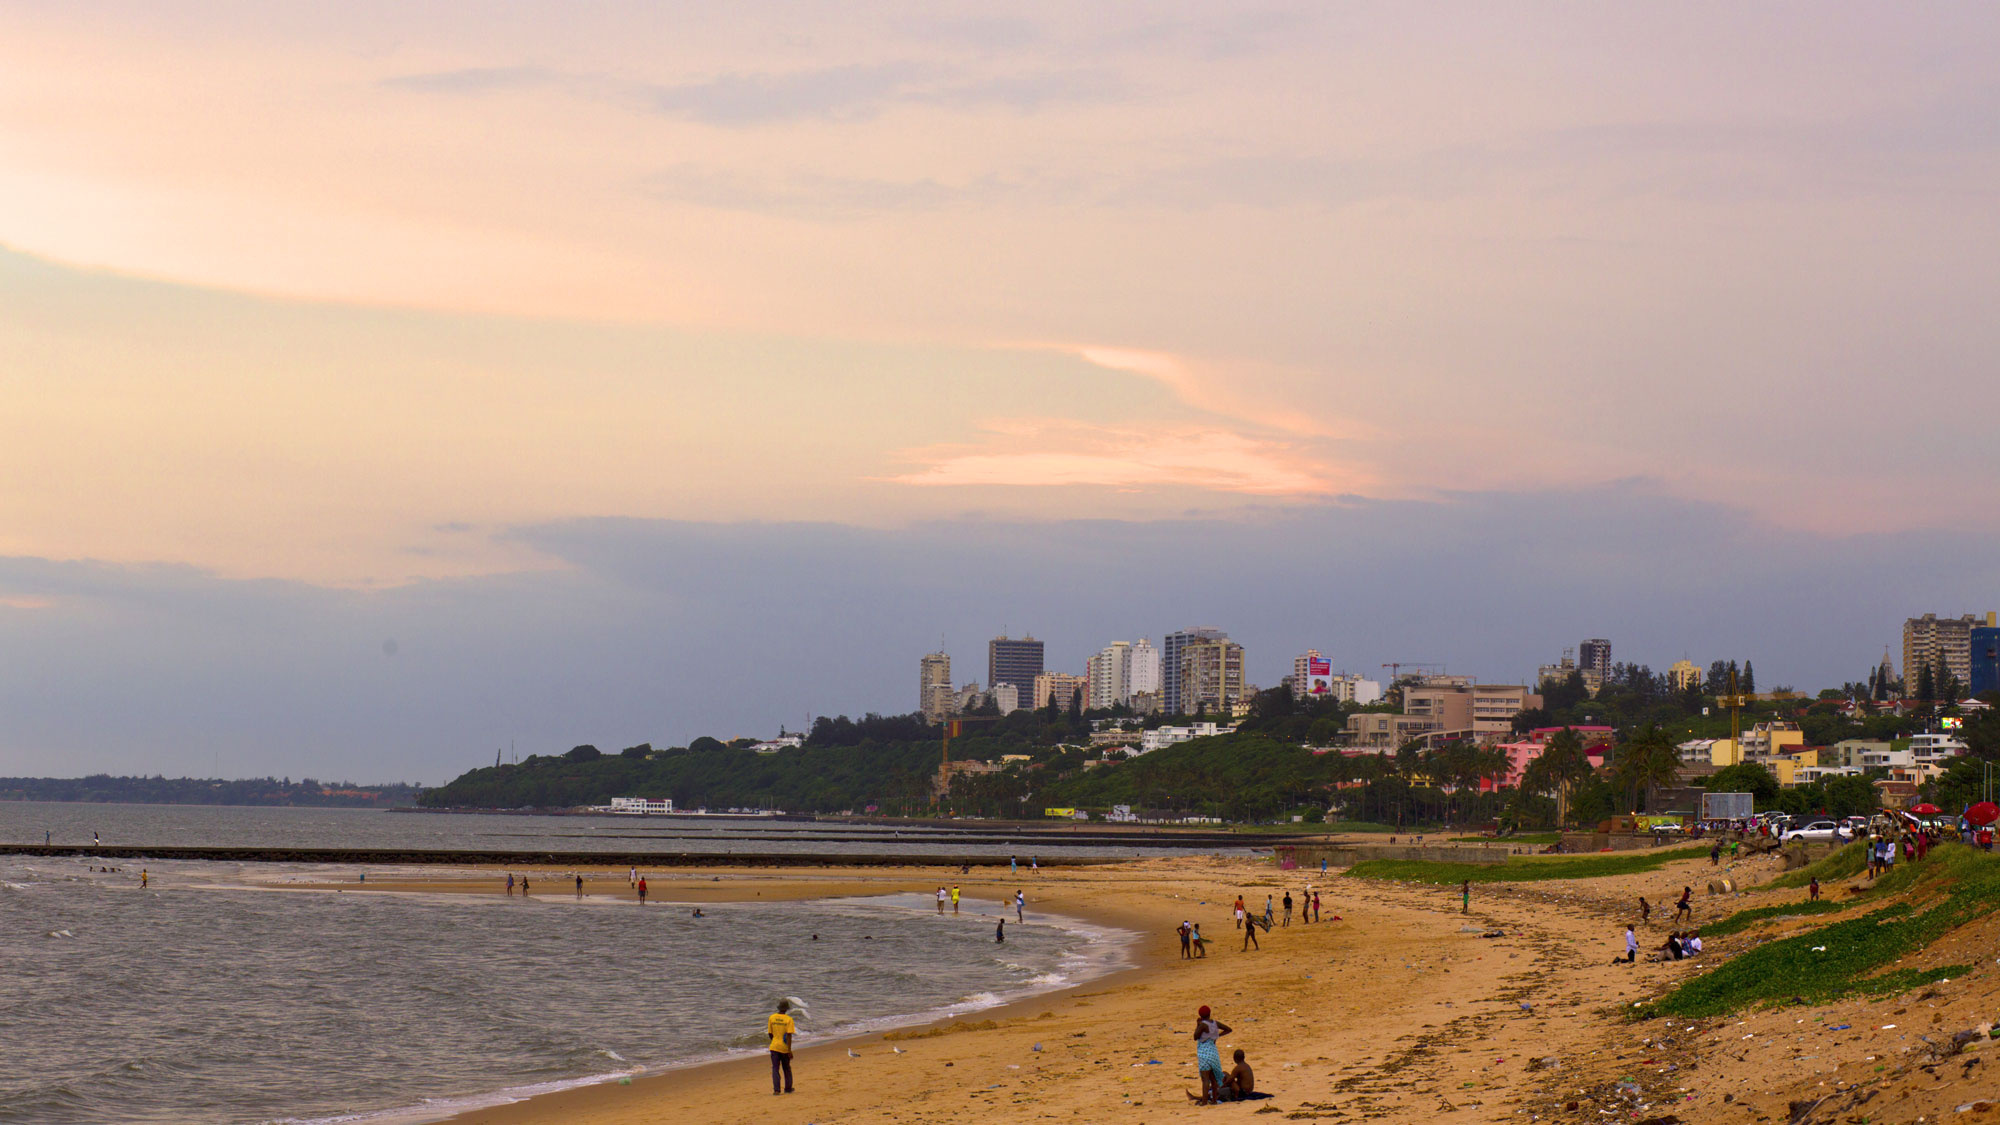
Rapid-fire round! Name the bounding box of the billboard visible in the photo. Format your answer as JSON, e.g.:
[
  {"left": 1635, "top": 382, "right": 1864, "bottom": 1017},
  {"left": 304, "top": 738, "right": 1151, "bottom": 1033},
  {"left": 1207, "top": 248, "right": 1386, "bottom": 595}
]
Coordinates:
[
  {"left": 1941, "top": 716, "right": 1964, "bottom": 730},
  {"left": 1307, "top": 655, "right": 1334, "bottom": 697},
  {"left": 1702, "top": 792, "right": 1754, "bottom": 821}
]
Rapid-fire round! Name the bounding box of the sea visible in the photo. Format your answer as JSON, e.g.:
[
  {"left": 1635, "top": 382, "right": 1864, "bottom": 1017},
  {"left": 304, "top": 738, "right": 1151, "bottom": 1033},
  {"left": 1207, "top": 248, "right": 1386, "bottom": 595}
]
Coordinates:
[{"left": 0, "top": 803, "right": 1152, "bottom": 1124}]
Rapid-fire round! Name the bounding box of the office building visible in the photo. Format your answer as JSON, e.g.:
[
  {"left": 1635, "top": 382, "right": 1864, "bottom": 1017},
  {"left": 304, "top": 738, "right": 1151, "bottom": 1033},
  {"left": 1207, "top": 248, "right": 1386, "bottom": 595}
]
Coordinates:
[
  {"left": 988, "top": 635, "right": 1045, "bottom": 700},
  {"left": 1903, "top": 613, "right": 1984, "bottom": 694},
  {"left": 919, "top": 652, "right": 954, "bottom": 724},
  {"left": 1328, "top": 675, "right": 1383, "bottom": 705},
  {"left": 1176, "top": 634, "right": 1245, "bottom": 715},
  {"left": 1128, "top": 639, "right": 1160, "bottom": 698},
  {"left": 1163, "top": 627, "right": 1227, "bottom": 714},
  {"left": 1974, "top": 622, "right": 2000, "bottom": 697},
  {"left": 1033, "top": 671, "right": 1089, "bottom": 711}
]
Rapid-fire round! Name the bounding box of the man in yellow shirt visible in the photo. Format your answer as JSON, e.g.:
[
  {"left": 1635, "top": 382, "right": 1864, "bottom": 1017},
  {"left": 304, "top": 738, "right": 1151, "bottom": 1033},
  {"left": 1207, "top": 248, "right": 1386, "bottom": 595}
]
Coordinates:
[{"left": 767, "top": 999, "right": 796, "bottom": 1094}]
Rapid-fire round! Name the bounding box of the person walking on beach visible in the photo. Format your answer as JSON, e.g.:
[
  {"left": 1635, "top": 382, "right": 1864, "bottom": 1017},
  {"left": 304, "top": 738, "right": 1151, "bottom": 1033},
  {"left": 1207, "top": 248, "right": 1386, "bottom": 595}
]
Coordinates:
[
  {"left": 629, "top": 866, "right": 636, "bottom": 887},
  {"left": 93, "top": 831, "right": 100, "bottom": 847},
  {"left": 936, "top": 886, "right": 947, "bottom": 914},
  {"left": 767, "top": 999, "right": 796, "bottom": 1094},
  {"left": 506, "top": 873, "right": 515, "bottom": 895},
  {"left": 520, "top": 876, "right": 530, "bottom": 895},
  {"left": 1808, "top": 876, "right": 1821, "bottom": 901},
  {"left": 1281, "top": 891, "right": 1293, "bottom": 926},
  {"left": 1638, "top": 896, "right": 1651, "bottom": 925},
  {"left": 1311, "top": 890, "right": 1322, "bottom": 923},
  {"left": 1015, "top": 889, "right": 1025, "bottom": 922},
  {"left": 1190, "top": 1005, "right": 1233, "bottom": 1105},
  {"left": 950, "top": 884, "right": 961, "bottom": 914},
  {"left": 575, "top": 874, "right": 584, "bottom": 896},
  {"left": 1010, "top": 855, "right": 1017, "bottom": 875},
  {"left": 140, "top": 869, "right": 148, "bottom": 889},
  {"left": 1460, "top": 880, "right": 1470, "bottom": 914},
  {"left": 1233, "top": 895, "right": 1246, "bottom": 930},
  {"left": 1674, "top": 886, "right": 1692, "bottom": 923},
  {"left": 1240, "top": 914, "right": 1260, "bottom": 951},
  {"left": 1177, "top": 920, "right": 1192, "bottom": 959},
  {"left": 1191, "top": 922, "right": 1207, "bottom": 957},
  {"left": 637, "top": 877, "right": 647, "bottom": 904},
  {"left": 1710, "top": 841, "right": 1721, "bottom": 865}
]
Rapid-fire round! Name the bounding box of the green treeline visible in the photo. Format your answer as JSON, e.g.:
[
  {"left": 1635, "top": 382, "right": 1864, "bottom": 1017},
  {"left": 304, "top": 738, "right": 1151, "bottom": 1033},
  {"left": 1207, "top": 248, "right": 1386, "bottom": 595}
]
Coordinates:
[{"left": 0, "top": 775, "right": 421, "bottom": 807}]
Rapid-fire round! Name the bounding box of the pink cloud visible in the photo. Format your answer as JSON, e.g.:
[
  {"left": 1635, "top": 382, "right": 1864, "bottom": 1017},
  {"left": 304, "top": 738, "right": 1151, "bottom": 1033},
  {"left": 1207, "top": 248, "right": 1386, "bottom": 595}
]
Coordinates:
[{"left": 886, "top": 418, "right": 1367, "bottom": 496}]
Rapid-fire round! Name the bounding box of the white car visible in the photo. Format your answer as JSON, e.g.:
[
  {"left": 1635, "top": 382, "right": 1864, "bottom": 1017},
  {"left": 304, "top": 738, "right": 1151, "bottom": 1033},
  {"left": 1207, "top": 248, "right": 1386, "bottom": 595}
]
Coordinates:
[{"left": 1783, "top": 820, "right": 1846, "bottom": 843}]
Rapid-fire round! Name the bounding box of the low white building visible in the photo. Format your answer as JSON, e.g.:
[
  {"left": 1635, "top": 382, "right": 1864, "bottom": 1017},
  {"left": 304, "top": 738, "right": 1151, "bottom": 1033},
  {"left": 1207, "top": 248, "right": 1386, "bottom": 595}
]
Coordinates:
[
  {"left": 605, "top": 796, "right": 674, "bottom": 814},
  {"left": 1137, "top": 721, "right": 1231, "bottom": 754},
  {"left": 749, "top": 734, "right": 804, "bottom": 754}
]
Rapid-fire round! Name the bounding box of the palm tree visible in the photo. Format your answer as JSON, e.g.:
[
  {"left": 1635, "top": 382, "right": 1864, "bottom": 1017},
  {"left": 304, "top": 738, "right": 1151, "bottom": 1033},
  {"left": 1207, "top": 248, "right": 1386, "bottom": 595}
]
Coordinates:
[
  {"left": 1618, "top": 724, "right": 1681, "bottom": 812},
  {"left": 1524, "top": 728, "right": 1594, "bottom": 828}
]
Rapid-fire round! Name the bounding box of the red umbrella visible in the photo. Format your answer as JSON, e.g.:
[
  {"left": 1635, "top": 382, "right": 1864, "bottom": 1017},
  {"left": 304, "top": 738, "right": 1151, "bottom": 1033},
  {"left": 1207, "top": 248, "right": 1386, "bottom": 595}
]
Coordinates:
[
  {"left": 1909, "top": 803, "right": 1942, "bottom": 815},
  {"left": 1966, "top": 801, "right": 1999, "bottom": 827}
]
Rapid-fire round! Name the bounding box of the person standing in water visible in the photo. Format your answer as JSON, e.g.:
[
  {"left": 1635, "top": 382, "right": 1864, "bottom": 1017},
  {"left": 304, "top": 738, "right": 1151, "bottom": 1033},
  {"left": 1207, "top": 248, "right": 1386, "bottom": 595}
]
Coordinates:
[
  {"left": 767, "top": 999, "right": 796, "bottom": 1094},
  {"left": 936, "top": 886, "right": 947, "bottom": 914},
  {"left": 950, "top": 885, "right": 960, "bottom": 914},
  {"left": 995, "top": 917, "right": 1005, "bottom": 943},
  {"left": 1015, "top": 889, "right": 1025, "bottom": 921},
  {"left": 506, "top": 873, "right": 515, "bottom": 895},
  {"left": 637, "top": 876, "right": 648, "bottom": 904},
  {"left": 140, "top": 869, "right": 148, "bottom": 889}
]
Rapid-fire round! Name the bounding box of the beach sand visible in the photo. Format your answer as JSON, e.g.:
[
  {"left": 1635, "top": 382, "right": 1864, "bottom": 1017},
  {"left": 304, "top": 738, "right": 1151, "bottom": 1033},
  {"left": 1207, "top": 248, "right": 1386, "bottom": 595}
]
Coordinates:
[{"left": 292, "top": 849, "right": 2000, "bottom": 1124}]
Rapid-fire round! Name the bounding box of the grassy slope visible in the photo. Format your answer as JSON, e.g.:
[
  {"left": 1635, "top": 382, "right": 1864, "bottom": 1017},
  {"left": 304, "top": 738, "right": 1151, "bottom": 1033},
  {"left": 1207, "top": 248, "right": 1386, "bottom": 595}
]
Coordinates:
[
  {"left": 1344, "top": 846, "right": 1708, "bottom": 885},
  {"left": 1644, "top": 843, "right": 1995, "bottom": 1018},
  {"left": 1768, "top": 840, "right": 1868, "bottom": 888}
]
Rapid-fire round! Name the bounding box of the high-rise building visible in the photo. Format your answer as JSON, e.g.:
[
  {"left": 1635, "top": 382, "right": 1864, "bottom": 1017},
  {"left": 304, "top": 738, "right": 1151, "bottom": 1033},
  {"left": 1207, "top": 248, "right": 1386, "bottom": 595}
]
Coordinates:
[
  {"left": 988, "top": 635, "right": 1045, "bottom": 699},
  {"left": 1033, "top": 671, "right": 1089, "bottom": 711},
  {"left": 1292, "top": 650, "right": 1333, "bottom": 700},
  {"left": 1086, "top": 639, "right": 1164, "bottom": 710},
  {"left": 1128, "top": 639, "right": 1160, "bottom": 698},
  {"left": 1903, "top": 613, "right": 1983, "bottom": 695},
  {"left": 1667, "top": 659, "right": 1701, "bottom": 692},
  {"left": 919, "top": 652, "right": 953, "bottom": 724},
  {"left": 1970, "top": 619, "right": 2000, "bottom": 698},
  {"left": 1579, "top": 639, "right": 1612, "bottom": 681},
  {"left": 1163, "top": 627, "right": 1227, "bottom": 714},
  {"left": 1177, "top": 635, "right": 1245, "bottom": 715},
  {"left": 1086, "top": 642, "right": 1128, "bottom": 711}
]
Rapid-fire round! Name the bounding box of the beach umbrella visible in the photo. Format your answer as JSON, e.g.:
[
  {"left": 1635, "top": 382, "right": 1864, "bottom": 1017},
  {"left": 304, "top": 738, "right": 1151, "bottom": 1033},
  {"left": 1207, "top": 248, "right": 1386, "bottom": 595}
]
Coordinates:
[
  {"left": 1909, "top": 803, "right": 1942, "bottom": 816},
  {"left": 1966, "top": 801, "right": 1999, "bottom": 827}
]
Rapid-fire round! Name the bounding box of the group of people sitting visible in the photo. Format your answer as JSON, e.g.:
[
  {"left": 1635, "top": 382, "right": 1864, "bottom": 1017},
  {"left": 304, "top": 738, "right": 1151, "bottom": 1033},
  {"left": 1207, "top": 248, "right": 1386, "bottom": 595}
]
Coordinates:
[{"left": 1651, "top": 929, "right": 1702, "bottom": 962}]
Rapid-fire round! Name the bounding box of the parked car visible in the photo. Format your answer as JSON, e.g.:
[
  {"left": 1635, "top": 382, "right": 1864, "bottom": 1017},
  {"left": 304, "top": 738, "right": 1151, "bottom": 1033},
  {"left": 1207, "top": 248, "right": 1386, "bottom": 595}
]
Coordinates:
[{"left": 1783, "top": 820, "right": 1846, "bottom": 843}]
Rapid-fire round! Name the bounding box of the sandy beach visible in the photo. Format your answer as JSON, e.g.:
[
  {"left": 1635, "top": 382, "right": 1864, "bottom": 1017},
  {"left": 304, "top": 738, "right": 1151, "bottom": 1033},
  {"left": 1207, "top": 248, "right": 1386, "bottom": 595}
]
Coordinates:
[
  {"left": 282, "top": 848, "right": 2000, "bottom": 1125},
  {"left": 254, "top": 848, "right": 1984, "bottom": 1120}
]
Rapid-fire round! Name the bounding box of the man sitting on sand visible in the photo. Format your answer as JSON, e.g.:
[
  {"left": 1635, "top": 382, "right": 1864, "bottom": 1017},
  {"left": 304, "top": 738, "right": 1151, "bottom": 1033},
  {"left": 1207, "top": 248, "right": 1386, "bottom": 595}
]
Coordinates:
[{"left": 1227, "top": 1048, "right": 1272, "bottom": 1100}]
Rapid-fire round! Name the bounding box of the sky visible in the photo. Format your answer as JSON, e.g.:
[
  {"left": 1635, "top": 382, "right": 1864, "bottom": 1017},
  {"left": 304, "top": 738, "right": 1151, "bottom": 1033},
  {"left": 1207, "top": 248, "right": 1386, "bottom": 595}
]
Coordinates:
[{"left": 2, "top": 2, "right": 1997, "bottom": 782}]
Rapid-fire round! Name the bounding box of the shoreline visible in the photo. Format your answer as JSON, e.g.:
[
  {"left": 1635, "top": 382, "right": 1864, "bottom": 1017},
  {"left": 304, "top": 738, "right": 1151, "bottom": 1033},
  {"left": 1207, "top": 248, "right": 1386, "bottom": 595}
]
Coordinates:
[{"left": 260, "top": 864, "right": 1159, "bottom": 1125}]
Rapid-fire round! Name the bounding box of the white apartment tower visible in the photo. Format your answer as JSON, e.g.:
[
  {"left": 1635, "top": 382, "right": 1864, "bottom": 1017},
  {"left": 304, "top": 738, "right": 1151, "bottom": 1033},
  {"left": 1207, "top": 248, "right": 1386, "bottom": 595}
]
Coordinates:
[{"left": 1087, "top": 639, "right": 1162, "bottom": 710}]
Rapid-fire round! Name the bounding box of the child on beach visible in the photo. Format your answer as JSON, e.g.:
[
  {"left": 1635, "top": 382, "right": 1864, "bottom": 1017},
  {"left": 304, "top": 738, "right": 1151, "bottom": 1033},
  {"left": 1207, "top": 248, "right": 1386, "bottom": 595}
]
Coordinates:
[
  {"left": 1191, "top": 923, "right": 1207, "bottom": 958},
  {"left": 1616, "top": 924, "right": 1637, "bottom": 964}
]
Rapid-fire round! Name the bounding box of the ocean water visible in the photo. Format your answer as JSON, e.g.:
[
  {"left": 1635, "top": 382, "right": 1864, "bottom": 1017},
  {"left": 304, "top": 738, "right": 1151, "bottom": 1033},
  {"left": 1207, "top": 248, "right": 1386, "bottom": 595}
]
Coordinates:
[
  {"left": 0, "top": 801, "right": 1245, "bottom": 860},
  {"left": 0, "top": 856, "right": 1130, "bottom": 1124}
]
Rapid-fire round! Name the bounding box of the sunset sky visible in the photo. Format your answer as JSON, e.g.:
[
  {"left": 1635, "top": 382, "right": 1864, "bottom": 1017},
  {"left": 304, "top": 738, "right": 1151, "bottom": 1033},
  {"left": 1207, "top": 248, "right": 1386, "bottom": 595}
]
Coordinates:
[{"left": 3, "top": 2, "right": 1997, "bottom": 779}]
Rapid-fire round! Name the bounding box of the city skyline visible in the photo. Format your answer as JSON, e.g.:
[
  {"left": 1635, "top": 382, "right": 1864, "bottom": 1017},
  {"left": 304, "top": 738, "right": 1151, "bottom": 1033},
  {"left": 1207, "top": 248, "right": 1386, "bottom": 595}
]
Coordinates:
[{"left": 3, "top": 4, "right": 1999, "bottom": 780}]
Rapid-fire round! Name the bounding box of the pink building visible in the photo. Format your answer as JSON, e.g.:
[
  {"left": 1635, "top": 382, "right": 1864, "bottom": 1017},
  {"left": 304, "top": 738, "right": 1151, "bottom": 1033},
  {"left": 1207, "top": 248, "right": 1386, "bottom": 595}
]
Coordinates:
[{"left": 1485, "top": 726, "right": 1616, "bottom": 790}]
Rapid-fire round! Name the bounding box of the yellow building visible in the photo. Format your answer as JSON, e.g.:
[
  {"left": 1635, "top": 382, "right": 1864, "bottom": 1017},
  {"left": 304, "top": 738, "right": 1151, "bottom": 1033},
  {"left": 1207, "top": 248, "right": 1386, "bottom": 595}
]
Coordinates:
[
  {"left": 1668, "top": 659, "right": 1702, "bottom": 691},
  {"left": 1710, "top": 738, "right": 1743, "bottom": 767}
]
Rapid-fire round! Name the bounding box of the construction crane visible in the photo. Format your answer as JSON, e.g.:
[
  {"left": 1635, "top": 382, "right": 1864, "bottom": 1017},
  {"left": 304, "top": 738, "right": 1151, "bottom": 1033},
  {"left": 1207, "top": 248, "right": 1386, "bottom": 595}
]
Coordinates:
[
  {"left": 1381, "top": 662, "right": 1442, "bottom": 682},
  {"left": 1717, "top": 667, "right": 1754, "bottom": 765}
]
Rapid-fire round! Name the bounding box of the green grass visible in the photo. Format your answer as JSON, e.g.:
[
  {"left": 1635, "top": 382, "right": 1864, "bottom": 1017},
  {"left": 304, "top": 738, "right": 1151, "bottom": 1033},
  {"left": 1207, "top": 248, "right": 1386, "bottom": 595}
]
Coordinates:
[
  {"left": 1700, "top": 898, "right": 1847, "bottom": 937},
  {"left": 1768, "top": 841, "right": 1868, "bottom": 889},
  {"left": 1643, "top": 843, "right": 2000, "bottom": 1018},
  {"left": 1345, "top": 845, "right": 1708, "bottom": 885}
]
